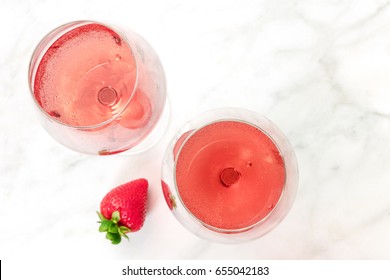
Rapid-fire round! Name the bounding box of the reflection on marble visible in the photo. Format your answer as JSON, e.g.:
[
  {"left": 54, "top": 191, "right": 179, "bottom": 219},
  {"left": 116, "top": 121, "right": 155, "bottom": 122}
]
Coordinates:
[{"left": 0, "top": 0, "right": 389, "bottom": 260}]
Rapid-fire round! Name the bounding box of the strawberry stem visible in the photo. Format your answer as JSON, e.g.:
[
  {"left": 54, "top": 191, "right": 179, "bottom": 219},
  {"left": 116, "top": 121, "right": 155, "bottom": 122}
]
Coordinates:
[
  {"left": 170, "top": 194, "right": 177, "bottom": 209},
  {"left": 97, "top": 210, "right": 131, "bottom": 244}
]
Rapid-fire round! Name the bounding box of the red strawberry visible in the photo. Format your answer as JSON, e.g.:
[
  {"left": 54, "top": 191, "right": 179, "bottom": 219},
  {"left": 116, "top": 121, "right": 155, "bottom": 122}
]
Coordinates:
[
  {"left": 161, "top": 180, "right": 176, "bottom": 210},
  {"left": 97, "top": 178, "right": 148, "bottom": 244}
]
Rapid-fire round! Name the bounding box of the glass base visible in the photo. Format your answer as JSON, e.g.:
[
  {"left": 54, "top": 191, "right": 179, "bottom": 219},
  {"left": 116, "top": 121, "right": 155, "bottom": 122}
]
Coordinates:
[{"left": 117, "top": 96, "right": 171, "bottom": 156}]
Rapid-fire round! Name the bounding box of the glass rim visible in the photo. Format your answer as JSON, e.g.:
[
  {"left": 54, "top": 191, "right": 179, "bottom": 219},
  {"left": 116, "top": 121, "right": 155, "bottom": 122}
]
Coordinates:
[
  {"left": 28, "top": 20, "right": 139, "bottom": 130},
  {"left": 171, "top": 108, "right": 293, "bottom": 234}
]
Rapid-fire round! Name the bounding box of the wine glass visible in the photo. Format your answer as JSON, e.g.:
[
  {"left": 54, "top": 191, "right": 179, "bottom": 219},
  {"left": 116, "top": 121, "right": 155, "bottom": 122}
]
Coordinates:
[
  {"left": 161, "top": 108, "right": 299, "bottom": 243},
  {"left": 28, "top": 20, "right": 168, "bottom": 155}
]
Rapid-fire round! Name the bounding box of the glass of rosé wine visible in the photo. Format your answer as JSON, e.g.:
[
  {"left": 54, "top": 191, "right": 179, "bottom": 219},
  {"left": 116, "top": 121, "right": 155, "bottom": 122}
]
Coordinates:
[
  {"left": 161, "top": 108, "right": 299, "bottom": 243},
  {"left": 29, "top": 21, "right": 168, "bottom": 155}
]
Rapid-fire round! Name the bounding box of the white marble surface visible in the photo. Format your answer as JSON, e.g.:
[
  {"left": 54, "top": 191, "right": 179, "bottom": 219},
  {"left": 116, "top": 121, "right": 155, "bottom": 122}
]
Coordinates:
[{"left": 1, "top": 0, "right": 390, "bottom": 260}]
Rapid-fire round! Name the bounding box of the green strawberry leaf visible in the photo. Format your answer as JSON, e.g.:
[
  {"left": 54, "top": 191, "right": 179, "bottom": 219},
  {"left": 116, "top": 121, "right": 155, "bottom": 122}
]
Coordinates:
[
  {"left": 99, "top": 220, "right": 111, "bottom": 232},
  {"left": 112, "top": 211, "right": 121, "bottom": 223},
  {"left": 118, "top": 226, "right": 131, "bottom": 238},
  {"left": 105, "top": 232, "right": 121, "bottom": 244},
  {"left": 108, "top": 223, "right": 119, "bottom": 233},
  {"left": 119, "top": 226, "right": 131, "bottom": 234},
  {"left": 111, "top": 234, "right": 121, "bottom": 244},
  {"left": 97, "top": 211, "right": 107, "bottom": 221},
  {"left": 97, "top": 210, "right": 130, "bottom": 244}
]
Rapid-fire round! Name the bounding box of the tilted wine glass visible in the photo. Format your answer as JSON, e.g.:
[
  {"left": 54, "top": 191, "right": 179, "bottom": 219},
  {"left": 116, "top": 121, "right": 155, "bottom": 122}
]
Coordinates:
[
  {"left": 29, "top": 21, "right": 168, "bottom": 155},
  {"left": 161, "top": 108, "right": 298, "bottom": 243}
]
